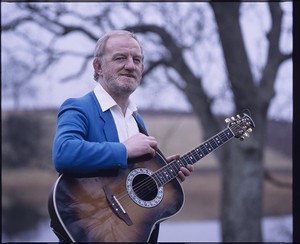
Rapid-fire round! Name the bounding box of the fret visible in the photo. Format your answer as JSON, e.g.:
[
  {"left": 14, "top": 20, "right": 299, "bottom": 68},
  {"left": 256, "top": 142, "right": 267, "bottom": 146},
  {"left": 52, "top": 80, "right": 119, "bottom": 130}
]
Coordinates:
[
  {"left": 211, "top": 131, "right": 229, "bottom": 147},
  {"left": 178, "top": 129, "right": 235, "bottom": 168},
  {"left": 204, "top": 142, "right": 213, "bottom": 152},
  {"left": 181, "top": 156, "right": 190, "bottom": 167},
  {"left": 155, "top": 129, "right": 232, "bottom": 186},
  {"left": 199, "top": 144, "right": 209, "bottom": 155},
  {"left": 155, "top": 129, "right": 234, "bottom": 186},
  {"left": 162, "top": 168, "right": 171, "bottom": 181},
  {"left": 182, "top": 154, "right": 189, "bottom": 164},
  {"left": 150, "top": 114, "right": 254, "bottom": 187},
  {"left": 168, "top": 162, "right": 178, "bottom": 175},
  {"left": 153, "top": 173, "right": 163, "bottom": 186},
  {"left": 213, "top": 135, "right": 223, "bottom": 145},
  {"left": 194, "top": 147, "right": 205, "bottom": 158},
  {"left": 166, "top": 164, "right": 177, "bottom": 178},
  {"left": 220, "top": 134, "right": 227, "bottom": 142},
  {"left": 224, "top": 128, "right": 234, "bottom": 140},
  {"left": 155, "top": 128, "right": 236, "bottom": 186},
  {"left": 220, "top": 131, "right": 229, "bottom": 142},
  {"left": 156, "top": 171, "right": 166, "bottom": 186},
  {"left": 154, "top": 159, "right": 182, "bottom": 185},
  {"left": 186, "top": 151, "right": 201, "bottom": 164},
  {"left": 175, "top": 159, "right": 185, "bottom": 168},
  {"left": 159, "top": 164, "right": 179, "bottom": 185},
  {"left": 171, "top": 160, "right": 181, "bottom": 172},
  {"left": 208, "top": 138, "right": 218, "bottom": 149},
  {"left": 191, "top": 150, "right": 201, "bottom": 161}
]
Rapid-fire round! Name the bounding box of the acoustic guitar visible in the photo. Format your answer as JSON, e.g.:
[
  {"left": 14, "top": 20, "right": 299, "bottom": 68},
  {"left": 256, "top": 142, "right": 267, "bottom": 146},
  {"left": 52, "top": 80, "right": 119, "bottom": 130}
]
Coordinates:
[{"left": 48, "top": 113, "right": 255, "bottom": 242}]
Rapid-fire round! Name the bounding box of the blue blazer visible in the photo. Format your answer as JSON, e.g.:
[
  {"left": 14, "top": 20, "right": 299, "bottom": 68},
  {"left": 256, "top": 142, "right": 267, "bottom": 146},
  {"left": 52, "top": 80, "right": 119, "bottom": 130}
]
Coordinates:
[{"left": 52, "top": 91, "right": 147, "bottom": 174}]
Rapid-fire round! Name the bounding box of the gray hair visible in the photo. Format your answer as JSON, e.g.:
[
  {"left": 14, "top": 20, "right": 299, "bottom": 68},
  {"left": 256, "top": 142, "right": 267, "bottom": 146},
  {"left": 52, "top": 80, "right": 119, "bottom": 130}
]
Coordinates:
[{"left": 93, "top": 30, "right": 144, "bottom": 81}]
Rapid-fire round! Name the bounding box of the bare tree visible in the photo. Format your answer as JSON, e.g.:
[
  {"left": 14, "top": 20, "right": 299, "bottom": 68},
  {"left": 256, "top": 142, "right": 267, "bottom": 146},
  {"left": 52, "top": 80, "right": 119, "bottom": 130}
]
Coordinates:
[
  {"left": 1, "top": 2, "right": 292, "bottom": 241},
  {"left": 210, "top": 2, "right": 292, "bottom": 241},
  {"left": 2, "top": 49, "right": 37, "bottom": 109},
  {"left": 125, "top": 3, "right": 291, "bottom": 240}
]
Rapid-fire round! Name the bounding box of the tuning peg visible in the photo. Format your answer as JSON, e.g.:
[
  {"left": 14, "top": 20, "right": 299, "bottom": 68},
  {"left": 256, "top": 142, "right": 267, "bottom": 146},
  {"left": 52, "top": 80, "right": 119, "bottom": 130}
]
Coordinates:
[
  {"left": 243, "top": 132, "right": 250, "bottom": 138},
  {"left": 237, "top": 114, "right": 241, "bottom": 119},
  {"left": 225, "top": 118, "right": 231, "bottom": 123},
  {"left": 247, "top": 128, "right": 252, "bottom": 133},
  {"left": 231, "top": 116, "right": 236, "bottom": 120}
]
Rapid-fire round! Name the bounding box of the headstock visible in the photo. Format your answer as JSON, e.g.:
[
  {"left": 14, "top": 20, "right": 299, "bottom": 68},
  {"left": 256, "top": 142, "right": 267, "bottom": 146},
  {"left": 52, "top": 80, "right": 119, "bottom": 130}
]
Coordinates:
[{"left": 225, "top": 113, "right": 255, "bottom": 140}]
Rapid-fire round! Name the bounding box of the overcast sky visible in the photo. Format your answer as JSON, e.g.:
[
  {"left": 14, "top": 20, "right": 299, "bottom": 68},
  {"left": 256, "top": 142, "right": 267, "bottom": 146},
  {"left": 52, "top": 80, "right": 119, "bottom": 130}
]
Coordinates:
[{"left": 1, "top": 2, "right": 293, "bottom": 121}]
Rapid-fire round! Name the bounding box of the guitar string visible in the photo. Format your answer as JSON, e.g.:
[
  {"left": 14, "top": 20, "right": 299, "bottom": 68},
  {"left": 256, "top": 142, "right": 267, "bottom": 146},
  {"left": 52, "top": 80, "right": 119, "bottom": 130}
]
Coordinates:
[
  {"left": 113, "top": 122, "right": 250, "bottom": 208},
  {"left": 114, "top": 122, "right": 247, "bottom": 208},
  {"left": 117, "top": 122, "right": 247, "bottom": 209}
]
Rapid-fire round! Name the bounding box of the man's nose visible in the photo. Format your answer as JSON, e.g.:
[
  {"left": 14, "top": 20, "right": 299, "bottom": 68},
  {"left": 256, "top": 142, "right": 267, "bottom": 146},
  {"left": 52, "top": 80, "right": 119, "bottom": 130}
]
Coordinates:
[{"left": 124, "top": 58, "right": 135, "bottom": 70}]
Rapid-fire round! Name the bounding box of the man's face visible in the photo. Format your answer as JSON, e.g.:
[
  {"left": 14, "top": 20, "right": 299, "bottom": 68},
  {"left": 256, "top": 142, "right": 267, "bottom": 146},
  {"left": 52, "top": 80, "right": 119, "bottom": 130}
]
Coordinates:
[{"left": 99, "top": 35, "right": 144, "bottom": 97}]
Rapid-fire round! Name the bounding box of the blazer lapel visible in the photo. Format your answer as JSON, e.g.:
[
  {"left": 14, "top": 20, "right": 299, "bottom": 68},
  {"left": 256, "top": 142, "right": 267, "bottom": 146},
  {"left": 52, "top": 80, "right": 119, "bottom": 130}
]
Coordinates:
[
  {"left": 100, "top": 109, "right": 120, "bottom": 142},
  {"left": 90, "top": 91, "right": 119, "bottom": 142}
]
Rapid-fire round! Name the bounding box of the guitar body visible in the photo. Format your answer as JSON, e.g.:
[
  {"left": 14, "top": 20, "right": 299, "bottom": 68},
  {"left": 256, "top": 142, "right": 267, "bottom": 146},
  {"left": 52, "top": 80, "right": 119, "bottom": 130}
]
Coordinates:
[{"left": 48, "top": 151, "right": 184, "bottom": 242}]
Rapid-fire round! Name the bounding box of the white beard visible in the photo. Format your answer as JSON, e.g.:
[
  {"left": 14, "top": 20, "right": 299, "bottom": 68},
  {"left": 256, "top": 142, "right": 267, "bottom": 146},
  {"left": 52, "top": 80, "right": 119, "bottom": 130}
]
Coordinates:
[{"left": 103, "top": 74, "right": 140, "bottom": 97}]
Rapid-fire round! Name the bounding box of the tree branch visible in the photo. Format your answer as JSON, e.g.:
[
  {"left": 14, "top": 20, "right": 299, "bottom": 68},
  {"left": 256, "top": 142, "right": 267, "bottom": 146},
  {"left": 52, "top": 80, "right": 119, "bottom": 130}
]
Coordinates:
[
  {"left": 259, "top": 2, "right": 292, "bottom": 104},
  {"left": 2, "top": 16, "right": 33, "bottom": 31},
  {"left": 143, "top": 58, "right": 171, "bottom": 78},
  {"left": 60, "top": 55, "right": 93, "bottom": 82},
  {"left": 264, "top": 170, "right": 292, "bottom": 189},
  {"left": 127, "top": 24, "right": 220, "bottom": 138}
]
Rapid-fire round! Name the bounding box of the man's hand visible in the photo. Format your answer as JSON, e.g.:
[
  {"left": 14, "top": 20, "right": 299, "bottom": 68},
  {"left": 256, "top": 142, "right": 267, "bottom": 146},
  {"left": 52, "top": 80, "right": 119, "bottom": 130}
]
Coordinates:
[
  {"left": 123, "top": 133, "right": 158, "bottom": 158},
  {"left": 166, "top": 154, "right": 194, "bottom": 182}
]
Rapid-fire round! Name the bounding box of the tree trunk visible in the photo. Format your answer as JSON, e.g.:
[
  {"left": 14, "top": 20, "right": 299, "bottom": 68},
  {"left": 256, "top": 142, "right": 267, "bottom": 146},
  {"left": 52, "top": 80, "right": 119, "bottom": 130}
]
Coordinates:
[{"left": 210, "top": 2, "right": 265, "bottom": 241}]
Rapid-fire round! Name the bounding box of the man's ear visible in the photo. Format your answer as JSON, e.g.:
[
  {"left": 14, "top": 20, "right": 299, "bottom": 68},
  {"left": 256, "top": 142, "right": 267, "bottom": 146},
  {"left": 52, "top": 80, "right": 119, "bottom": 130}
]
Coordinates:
[{"left": 93, "top": 58, "right": 102, "bottom": 76}]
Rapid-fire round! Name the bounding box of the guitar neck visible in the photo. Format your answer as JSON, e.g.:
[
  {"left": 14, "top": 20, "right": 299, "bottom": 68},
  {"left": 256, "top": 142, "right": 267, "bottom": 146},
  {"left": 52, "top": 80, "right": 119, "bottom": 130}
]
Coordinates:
[{"left": 152, "top": 127, "right": 235, "bottom": 187}]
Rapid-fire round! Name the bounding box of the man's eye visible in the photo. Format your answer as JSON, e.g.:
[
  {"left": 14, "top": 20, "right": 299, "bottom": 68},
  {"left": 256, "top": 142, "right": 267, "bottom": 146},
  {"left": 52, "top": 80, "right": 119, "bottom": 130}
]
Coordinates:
[{"left": 134, "top": 58, "right": 141, "bottom": 64}]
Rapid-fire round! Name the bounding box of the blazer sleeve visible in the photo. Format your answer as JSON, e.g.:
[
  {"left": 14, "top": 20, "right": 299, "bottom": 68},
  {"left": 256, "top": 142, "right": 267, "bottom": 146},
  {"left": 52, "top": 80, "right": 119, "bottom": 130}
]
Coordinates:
[{"left": 52, "top": 96, "right": 127, "bottom": 174}]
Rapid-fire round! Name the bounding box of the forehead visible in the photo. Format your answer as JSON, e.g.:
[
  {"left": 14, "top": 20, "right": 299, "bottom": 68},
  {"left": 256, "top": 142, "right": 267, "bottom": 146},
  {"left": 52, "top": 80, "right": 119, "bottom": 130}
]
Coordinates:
[{"left": 105, "top": 35, "right": 142, "bottom": 56}]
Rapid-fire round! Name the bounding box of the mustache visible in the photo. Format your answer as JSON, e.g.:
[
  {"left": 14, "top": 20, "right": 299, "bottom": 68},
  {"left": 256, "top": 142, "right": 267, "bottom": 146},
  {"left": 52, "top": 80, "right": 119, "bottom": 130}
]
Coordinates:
[{"left": 120, "top": 73, "right": 137, "bottom": 79}]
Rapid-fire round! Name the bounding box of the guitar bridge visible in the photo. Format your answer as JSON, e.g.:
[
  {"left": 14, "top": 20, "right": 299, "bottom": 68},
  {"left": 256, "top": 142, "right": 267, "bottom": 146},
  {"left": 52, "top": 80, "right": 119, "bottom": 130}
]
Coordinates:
[{"left": 103, "top": 186, "right": 133, "bottom": 226}]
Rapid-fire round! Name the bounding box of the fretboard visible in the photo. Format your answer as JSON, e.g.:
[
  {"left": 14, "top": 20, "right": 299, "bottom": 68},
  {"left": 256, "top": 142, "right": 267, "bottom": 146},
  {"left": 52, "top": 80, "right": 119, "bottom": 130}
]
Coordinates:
[{"left": 152, "top": 127, "right": 234, "bottom": 187}]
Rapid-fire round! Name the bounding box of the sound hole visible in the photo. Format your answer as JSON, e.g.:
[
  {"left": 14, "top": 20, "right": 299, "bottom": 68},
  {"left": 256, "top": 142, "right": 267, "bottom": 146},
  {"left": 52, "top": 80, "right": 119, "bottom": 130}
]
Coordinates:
[{"left": 132, "top": 174, "right": 157, "bottom": 201}]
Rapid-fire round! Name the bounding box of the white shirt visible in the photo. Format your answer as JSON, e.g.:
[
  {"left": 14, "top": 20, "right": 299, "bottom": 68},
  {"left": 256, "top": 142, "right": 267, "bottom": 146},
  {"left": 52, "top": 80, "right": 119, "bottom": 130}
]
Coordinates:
[{"left": 93, "top": 83, "right": 139, "bottom": 143}]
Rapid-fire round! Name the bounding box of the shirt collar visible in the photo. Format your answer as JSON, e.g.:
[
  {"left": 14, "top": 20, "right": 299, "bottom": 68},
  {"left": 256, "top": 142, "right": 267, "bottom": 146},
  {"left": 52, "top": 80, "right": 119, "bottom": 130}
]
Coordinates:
[{"left": 93, "top": 83, "right": 138, "bottom": 114}]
